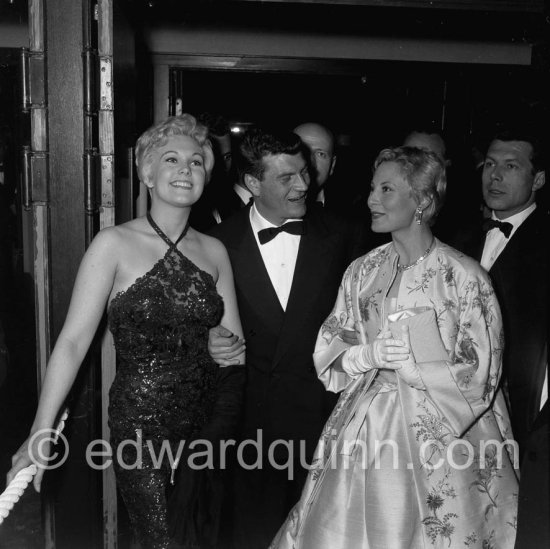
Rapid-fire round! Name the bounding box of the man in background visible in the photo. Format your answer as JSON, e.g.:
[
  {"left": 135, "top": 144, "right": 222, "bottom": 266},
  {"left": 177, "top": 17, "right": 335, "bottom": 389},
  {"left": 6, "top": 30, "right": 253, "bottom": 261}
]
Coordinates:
[
  {"left": 191, "top": 113, "right": 252, "bottom": 230},
  {"left": 294, "top": 122, "right": 337, "bottom": 207},
  {"left": 455, "top": 126, "right": 548, "bottom": 546},
  {"left": 295, "top": 121, "right": 376, "bottom": 255}
]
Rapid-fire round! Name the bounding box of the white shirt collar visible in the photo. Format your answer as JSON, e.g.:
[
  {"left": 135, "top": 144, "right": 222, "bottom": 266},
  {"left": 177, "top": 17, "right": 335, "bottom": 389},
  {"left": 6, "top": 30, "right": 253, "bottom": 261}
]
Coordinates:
[
  {"left": 492, "top": 203, "right": 536, "bottom": 230},
  {"left": 249, "top": 202, "right": 302, "bottom": 231},
  {"left": 316, "top": 188, "right": 325, "bottom": 205},
  {"left": 250, "top": 202, "right": 276, "bottom": 232}
]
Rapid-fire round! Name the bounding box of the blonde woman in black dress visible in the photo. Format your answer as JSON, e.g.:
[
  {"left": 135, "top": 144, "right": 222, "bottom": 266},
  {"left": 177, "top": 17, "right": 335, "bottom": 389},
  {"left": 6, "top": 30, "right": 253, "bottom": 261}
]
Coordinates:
[{"left": 8, "top": 114, "right": 245, "bottom": 548}]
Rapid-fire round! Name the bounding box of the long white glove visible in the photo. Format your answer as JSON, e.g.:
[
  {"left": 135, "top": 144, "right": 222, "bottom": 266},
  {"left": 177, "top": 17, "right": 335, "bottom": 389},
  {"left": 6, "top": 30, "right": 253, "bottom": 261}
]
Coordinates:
[{"left": 341, "top": 331, "right": 409, "bottom": 377}]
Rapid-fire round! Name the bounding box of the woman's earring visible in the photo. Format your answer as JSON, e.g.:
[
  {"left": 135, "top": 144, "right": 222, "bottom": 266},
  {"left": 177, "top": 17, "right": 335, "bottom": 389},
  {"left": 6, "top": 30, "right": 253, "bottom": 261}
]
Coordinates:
[{"left": 415, "top": 206, "right": 423, "bottom": 225}]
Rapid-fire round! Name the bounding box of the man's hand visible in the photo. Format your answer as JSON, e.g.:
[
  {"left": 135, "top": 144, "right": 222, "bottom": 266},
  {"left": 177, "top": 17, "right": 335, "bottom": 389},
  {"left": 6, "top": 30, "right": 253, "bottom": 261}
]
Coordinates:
[{"left": 208, "top": 325, "right": 245, "bottom": 366}]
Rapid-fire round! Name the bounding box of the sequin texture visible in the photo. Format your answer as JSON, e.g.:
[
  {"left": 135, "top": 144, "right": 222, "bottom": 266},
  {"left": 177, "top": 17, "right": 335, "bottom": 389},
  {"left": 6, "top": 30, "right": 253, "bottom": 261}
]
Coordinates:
[{"left": 107, "top": 223, "right": 223, "bottom": 548}]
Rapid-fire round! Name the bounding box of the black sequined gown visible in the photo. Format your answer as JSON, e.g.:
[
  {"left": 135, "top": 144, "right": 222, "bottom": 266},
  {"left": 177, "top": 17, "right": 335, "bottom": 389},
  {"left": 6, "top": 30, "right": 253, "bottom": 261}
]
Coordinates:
[{"left": 107, "top": 214, "right": 223, "bottom": 548}]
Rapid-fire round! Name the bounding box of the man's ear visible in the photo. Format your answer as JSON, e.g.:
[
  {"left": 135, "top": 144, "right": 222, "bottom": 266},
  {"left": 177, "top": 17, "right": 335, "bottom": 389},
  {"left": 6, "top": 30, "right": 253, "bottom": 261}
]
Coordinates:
[
  {"left": 533, "top": 170, "right": 545, "bottom": 192},
  {"left": 329, "top": 155, "right": 337, "bottom": 177},
  {"left": 245, "top": 174, "right": 262, "bottom": 197}
]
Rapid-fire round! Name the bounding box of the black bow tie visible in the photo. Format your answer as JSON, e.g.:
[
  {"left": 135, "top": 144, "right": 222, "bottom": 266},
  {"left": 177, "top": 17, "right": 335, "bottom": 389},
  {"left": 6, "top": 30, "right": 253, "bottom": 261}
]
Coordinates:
[
  {"left": 482, "top": 218, "right": 513, "bottom": 238},
  {"left": 258, "top": 221, "right": 306, "bottom": 245}
]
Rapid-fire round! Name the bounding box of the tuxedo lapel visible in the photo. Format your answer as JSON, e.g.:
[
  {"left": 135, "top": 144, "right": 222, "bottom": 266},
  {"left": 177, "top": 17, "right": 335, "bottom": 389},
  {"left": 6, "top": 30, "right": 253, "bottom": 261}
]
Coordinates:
[
  {"left": 489, "top": 208, "right": 539, "bottom": 274},
  {"left": 467, "top": 225, "right": 486, "bottom": 263},
  {"left": 489, "top": 232, "right": 516, "bottom": 275},
  {"left": 477, "top": 231, "right": 487, "bottom": 263},
  {"left": 272, "top": 212, "right": 336, "bottom": 368},
  {"left": 223, "top": 211, "right": 284, "bottom": 334}
]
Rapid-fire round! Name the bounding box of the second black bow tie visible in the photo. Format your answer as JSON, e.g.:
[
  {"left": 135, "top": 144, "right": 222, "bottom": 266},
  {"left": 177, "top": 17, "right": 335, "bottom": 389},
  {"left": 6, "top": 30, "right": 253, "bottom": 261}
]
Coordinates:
[
  {"left": 258, "top": 221, "right": 306, "bottom": 244},
  {"left": 482, "top": 218, "right": 513, "bottom": 238}
]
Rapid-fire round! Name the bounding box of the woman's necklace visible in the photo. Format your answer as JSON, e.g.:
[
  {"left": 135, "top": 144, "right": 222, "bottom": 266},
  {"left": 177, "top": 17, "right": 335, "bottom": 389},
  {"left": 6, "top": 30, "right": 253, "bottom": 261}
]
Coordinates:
[{"left": 397, "top": 237, "right": 435, "bottom": 273}]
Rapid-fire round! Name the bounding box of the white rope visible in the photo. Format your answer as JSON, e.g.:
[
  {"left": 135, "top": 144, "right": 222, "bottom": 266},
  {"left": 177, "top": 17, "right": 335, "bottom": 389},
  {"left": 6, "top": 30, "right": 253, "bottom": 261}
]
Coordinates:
[
  {"left": 0, "top": 465, "right": 37, "bottom": 522},
  {"left": 0, "top": 408, "right": 69, "bottom": 525},
  {"left": 52, "top": 408, "right": 68, "bottom": 445}
]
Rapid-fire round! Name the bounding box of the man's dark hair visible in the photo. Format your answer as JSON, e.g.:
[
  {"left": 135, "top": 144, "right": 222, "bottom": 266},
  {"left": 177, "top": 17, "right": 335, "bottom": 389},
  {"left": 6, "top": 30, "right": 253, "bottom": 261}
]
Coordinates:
[
  {"left": 492, "top": 126, "right": 545, "bottom": 174},
  {"left": 237, "top": 127, "right": 304, "bottom": 181}
]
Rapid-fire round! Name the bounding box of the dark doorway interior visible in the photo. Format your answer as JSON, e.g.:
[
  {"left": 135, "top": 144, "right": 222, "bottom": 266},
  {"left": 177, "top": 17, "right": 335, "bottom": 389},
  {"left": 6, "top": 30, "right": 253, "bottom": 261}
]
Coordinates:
[
  {"left": 170, "top": 61, "right": 548, "bottom": 235},
  {"left": 0, "top": 48, "right": 41, "bottom": 548}
]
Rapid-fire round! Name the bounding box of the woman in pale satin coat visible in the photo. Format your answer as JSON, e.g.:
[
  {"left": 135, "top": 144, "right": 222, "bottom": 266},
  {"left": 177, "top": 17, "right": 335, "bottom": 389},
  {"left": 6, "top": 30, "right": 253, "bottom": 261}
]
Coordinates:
[{"left": 271, "top": 147, "right": 519, "bottom": 549}]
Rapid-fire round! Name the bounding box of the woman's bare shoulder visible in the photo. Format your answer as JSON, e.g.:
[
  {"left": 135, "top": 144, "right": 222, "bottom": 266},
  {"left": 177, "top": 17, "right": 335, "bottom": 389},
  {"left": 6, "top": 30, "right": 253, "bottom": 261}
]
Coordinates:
[
  {"left": 112, "top": 216, "right": 149, "bottom": 238},
  {"left": 88, "top": 218, "right": 148, "bottom": 256}
]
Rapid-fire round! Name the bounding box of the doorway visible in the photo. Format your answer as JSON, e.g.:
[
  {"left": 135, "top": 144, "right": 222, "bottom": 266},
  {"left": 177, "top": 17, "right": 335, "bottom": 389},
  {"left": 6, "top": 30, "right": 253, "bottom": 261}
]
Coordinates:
[{"left": 0, "top": 46, "right": 41, "bottom": 548}]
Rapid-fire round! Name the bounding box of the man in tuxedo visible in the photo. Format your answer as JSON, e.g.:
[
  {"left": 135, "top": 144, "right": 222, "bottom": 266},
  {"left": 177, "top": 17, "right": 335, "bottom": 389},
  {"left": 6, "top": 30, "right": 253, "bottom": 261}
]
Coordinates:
[
  {"left": 456, "top": 128, "right": 547, "bottom": 455},
  {"left": 209, "top": 127, "right": 356, "bottom": 548},
  {"left": 453, "top": 128, "right": 548, "bottom": 547}
]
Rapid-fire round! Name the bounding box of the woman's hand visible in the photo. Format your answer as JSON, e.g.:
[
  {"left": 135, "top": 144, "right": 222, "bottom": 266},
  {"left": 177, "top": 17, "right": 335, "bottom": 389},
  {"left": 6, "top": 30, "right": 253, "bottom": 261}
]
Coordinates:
[
  {"left": 341, "top": 330, "right": 410, "bottom": 376},
  {"left": 208, "top": 325, "right": 246, "bottom": 367},
  {"left": 392, "top": 326, "right": 425, "bottom": 389},
  {"left": 372, "top": 328, "right": 411, "bottom": 368},
  {"left": 7, "top": 431, "right": 51, "bottom": 493}
]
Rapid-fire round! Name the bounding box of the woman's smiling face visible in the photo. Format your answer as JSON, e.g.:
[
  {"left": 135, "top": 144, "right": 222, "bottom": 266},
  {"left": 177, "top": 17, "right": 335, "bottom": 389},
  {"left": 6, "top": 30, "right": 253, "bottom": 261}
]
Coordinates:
[
  {"left": 145, "top": 134, "right": 206, "bottom": 207},
  {"left": 368, "top": 160, "right": 418, "bottom": 234}
]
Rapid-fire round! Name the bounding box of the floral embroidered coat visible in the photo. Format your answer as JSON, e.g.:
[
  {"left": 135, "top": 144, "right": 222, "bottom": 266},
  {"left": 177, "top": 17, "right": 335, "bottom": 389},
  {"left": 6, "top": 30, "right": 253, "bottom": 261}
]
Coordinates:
[{"left": 271, "top": 240, "right": 519, "bottom": 549}]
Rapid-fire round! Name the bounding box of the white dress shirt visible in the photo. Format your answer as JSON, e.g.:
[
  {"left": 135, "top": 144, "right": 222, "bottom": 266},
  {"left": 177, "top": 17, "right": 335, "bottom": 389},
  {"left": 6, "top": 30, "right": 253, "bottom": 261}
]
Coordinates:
[
  {"left": 250, "top": 204, "right": 301, "bottom": 311},
  {"left": 480, "top": 203, "right": 536, "bottom": 271}
]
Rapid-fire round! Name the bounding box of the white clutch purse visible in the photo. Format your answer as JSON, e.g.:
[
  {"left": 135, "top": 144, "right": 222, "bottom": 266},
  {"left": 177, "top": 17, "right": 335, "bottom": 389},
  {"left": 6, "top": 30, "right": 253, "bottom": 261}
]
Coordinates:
[{"left": 387, "top": 307, "right": 449, "bottom": 363}]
